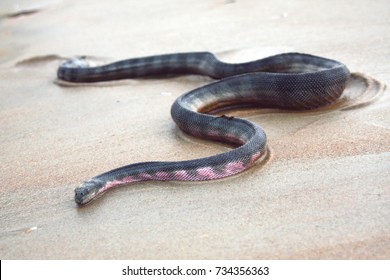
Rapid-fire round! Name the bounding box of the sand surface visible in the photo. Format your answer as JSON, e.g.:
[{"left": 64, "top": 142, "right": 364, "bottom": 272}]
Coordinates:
[{"left": 0, "top": 0, "right": 389, "bottom": 259}]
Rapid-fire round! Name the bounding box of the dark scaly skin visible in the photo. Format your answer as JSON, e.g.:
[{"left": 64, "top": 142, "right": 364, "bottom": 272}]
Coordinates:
[{"left": 57, "top": 52, "right": 350, "bottom": 205}]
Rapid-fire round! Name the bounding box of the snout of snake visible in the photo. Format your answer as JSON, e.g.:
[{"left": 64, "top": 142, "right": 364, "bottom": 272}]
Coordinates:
[{"left": 57, "top": 52, "right": 350, "bottom": 206}]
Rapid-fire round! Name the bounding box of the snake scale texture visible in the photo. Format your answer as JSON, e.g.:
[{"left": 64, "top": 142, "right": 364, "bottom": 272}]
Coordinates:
[{"left": 57, "top": 52, "right": 350, "bottom": 205}]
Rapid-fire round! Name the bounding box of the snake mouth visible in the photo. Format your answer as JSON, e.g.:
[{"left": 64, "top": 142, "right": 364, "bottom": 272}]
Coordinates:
[
  {"left": 74, "top": 179, "right": 105, "bottom": 206},
  {"left": 74, "top": 187, "right": 97, "bottom": 205}
]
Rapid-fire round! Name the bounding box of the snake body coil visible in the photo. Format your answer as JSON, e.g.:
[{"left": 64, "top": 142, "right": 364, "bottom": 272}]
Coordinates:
[{"left": 57, "top": 52, "right": 350, "bottom": 205}]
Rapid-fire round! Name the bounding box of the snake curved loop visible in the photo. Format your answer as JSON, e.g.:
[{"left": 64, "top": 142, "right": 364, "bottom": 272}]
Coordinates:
[{"left": 57, "top": 52, "right": 350, "bottom": 205}]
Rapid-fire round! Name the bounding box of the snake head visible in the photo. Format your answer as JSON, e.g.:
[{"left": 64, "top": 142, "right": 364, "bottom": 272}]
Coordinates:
[{"left": 74, "top": 179, "right": 105, "bottom": 206}]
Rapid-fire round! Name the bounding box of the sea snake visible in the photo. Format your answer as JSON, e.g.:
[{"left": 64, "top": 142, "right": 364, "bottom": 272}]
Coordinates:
[{"left": 57, "top": 52, "right": 350, "bottom": 205}]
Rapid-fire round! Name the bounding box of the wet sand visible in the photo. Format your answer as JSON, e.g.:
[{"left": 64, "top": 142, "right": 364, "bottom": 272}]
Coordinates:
[{"left": 0, "top": 0, "right": 389, "bottom": 259}]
